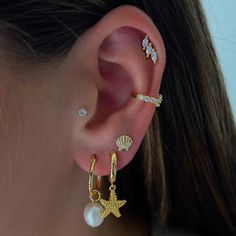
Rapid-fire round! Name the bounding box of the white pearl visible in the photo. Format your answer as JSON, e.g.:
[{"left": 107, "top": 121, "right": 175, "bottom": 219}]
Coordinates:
[{"left": 84, "top": 202, "right": 104, "bottom": 228}]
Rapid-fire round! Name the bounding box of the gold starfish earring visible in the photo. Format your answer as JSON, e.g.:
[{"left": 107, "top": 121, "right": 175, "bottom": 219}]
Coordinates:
[{"left": 100, "top": 151, "right": 127, "bottom": 219}]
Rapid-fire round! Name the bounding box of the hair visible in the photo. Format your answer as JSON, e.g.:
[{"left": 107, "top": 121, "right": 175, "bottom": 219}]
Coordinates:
[{"left": 0, "top": 0, "right": 235, "bottom": 235}]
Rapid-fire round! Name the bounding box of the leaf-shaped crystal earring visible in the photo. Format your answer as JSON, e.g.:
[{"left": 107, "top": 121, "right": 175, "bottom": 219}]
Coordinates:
[{"left": 142, "top": 35, "right": 158, "bottom": 64}]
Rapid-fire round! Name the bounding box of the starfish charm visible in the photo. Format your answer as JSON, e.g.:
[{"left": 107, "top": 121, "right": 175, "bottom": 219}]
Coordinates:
[{"left": 100, "top": 187, "right": 127, "bottom": 219}]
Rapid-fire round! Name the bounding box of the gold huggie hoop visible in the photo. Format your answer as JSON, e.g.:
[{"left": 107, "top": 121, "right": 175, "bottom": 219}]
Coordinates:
[
  {"left": 110, "top": 151, "right": 117, "bottom": 185},
  {"left": 84, "top": 154, "right": 104, "bottom": 228},
  {"left": 100, "top": 151, "right": 127, "bottom": 219},
  {"left": 133, "top": 93, "right": 163, "bottom": 107},
  {"left": 88, "top": 154, "right": 102, "bottom": 202}
]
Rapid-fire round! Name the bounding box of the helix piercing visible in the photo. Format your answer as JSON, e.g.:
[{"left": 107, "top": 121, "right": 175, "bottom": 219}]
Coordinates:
[{"left": 142, "top": 35, "right": 158, "bottom": 64}]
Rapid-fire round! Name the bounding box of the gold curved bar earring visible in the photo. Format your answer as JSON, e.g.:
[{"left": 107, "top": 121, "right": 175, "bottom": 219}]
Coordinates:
[
  {"left": 88, "top": 154, "right": 102, "bottom": 202},
  {"left": 133, "top": 93, "right": 163, "bottom": 107},
  {"left": 84, "top": 154, "right": 104, "bottom": 228},
  {"left": 100, "top": 151, "right": 127, "bottom": 219}
]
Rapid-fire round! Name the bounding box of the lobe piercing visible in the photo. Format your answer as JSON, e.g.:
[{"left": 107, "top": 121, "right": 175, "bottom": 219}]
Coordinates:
[
  {"left": 142, "top": 35, "right": 158, "bottom": 64},
  {"left": 116, "top": 135, "right": 133, "bottom": 152},
  {"left": 83, "top": 155, "right": 103, "bottom": 228}
]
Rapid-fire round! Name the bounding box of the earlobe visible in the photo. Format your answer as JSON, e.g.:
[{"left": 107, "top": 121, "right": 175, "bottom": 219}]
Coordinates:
[{"left": 69, "top": 5, "right": 166, "bottom": 176}]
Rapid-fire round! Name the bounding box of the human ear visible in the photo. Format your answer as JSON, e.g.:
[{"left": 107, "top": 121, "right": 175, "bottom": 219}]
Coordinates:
[{"left": 63, "top": 5, "right": 166, "bottom": 175}]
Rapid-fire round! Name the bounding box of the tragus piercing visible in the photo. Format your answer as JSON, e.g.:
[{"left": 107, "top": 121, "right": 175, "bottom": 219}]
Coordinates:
[
  {"left": 142, "top": 35, "right": 158, "bottom": 64},
  {"left": 77, "top": 106, "right": 88, "bottom": 118}
]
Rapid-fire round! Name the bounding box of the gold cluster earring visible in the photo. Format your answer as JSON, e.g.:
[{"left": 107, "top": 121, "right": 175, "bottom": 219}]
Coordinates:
[{"left": 84, "top": 151, "right": 127, "bottom": 228}]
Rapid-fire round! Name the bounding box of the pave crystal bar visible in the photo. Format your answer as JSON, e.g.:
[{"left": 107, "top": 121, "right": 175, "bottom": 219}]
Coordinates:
[{"left": 134, "top": 93, "right": 163, "bottom": 107}]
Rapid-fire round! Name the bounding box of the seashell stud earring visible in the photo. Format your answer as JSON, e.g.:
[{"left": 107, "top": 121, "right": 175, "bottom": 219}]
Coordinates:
[{"left": 116, "top": 135, "right": 133, "bottom": 152}]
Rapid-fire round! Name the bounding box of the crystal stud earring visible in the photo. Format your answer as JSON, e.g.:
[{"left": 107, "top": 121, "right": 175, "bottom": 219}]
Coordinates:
[
  {"left": 77, "top": 106, "right": 88, "bottom": 118},
  {"left": 142, "top": 35, "right": 158, "bottom": 64}
]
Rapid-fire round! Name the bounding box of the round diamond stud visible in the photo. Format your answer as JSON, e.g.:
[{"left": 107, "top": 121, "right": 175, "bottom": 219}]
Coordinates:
[{"left": 77, "top": 106, "right": 88, "bottom": 118}]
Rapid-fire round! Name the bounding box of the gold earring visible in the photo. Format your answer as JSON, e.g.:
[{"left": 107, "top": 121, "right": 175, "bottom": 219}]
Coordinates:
[
  {"left": 83, "top": 154, "right": 104, "bottom": 228},
  {"left": 133, "top": 93, "right": 163, "bottom": 107},
  {"left": 100, "top": 151, "right": 127, "bottom": 219},
  {"left": 116, "top": 134, "right": 133, "bottom": 152},
  {"left": 142, "top": 35, "right": 158, "bottom": 64}
]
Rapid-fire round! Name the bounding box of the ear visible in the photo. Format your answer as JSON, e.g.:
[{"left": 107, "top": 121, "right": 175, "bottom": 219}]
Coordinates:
[{"left": 66, "top": 5, "right": 166, "bottom": 175}]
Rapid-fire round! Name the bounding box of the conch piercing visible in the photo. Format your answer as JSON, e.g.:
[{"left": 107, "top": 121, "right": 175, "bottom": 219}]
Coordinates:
[
  {"left": 100, "top": 151, "right": 127, "bottom": 218},
  {"left": 116, "top": 135, "right": 133, "bottom": 152},
  {"left": 142, "top": 35, "right": 158, "bottom": 64},
  {"left": 133, "top": 93, "right": 163, "bottom": 107},
  {"left": 84, "top": 155, "right": 104, "bottom": 228},
  {"left": 77, "top": 106, "right": 88, "bottom": 118}
]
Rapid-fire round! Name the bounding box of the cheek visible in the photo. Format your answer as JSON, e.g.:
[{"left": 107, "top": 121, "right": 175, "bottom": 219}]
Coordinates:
[{"left": 0, "top": 75, "right": 73, "bottom": 186}]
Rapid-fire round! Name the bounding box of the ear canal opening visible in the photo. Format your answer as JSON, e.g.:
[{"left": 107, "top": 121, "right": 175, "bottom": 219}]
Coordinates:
[{"left": 86, "top": 59, "right": 134, "bottom": 130}]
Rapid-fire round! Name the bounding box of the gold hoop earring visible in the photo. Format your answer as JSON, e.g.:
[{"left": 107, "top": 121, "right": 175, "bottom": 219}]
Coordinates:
[
  {"left": 133, "top": 93, "right": 163, "bottom": 107},
  {"left": 83, "top": 154, "right": 104, "bottom": 228},
  {"left": 100, "top": 151, "right": 127, "bottom": 219}
]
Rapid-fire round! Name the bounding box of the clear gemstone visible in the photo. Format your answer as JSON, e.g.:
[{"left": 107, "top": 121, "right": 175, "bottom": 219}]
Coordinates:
[
  {"left": 78, "top": 106, "right": 88, "bottom": 118},
  {"left": 142, "top": 36, "right": 149, "bottom": 49},
  {"left": 144, "top": 96, "right": 150, "bottom": 102},
  {"left": 151, "top": 49, "right": 158, "bottom": 63},
  {"left": 151, "top": 98, "right": 156, "bottom": 103},
  {"left": 137, "top": 94, "right": 143, "bottom": 100},
  {"left": 146, "top": 44, "right": 152, "bottom": 56}
]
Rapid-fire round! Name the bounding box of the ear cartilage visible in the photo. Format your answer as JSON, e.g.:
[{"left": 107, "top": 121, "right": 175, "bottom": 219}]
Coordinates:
[
  {"left": 116, "top": 135, "right": 133, "bottom": 152},
  {"left": 77, "top": 106, "right": 88, "bottom": 118},
  {"left": 133, "top": 93, "right": 163, "bottom": 107},
  {"left": 142, "top": 35, "right": 158, "bottom": 64}
]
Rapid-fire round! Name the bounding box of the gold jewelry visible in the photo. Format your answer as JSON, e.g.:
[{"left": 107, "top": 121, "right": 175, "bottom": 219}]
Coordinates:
[
  {"left": 133, "top": 93, "right": 163, "bottom": 107},
  {"left": 142, "top": 35, "right": 158, "bottom": 64},
  {"left": 116, "top": 135, "right": 133, "bottom": 152},
  {"left": 100, "top": 151, "right": 127, "bottom": 218},
  {"left": 83, "top": 154, "right": 104, "bottom": 228}
]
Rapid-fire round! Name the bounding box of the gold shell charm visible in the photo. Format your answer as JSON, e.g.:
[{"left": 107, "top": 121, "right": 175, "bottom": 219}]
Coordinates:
[{"left": 116, "top": 135, "right": 133, "bottom": 152}]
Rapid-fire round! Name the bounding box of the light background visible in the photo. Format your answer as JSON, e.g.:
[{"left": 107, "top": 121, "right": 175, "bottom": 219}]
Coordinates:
[{"left": 202, "top": 0, "right": 236, "bottom": 117}]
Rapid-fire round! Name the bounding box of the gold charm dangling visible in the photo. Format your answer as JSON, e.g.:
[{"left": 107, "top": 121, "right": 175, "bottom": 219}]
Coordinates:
[
  {"left": 100, "top": 151, "right": 127, "bottom": 219},
  {"left": 83, "top": 154, "right": 104, "bottom": 228}
]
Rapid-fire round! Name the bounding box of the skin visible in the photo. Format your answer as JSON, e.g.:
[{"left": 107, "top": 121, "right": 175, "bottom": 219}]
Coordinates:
[{"left": 0, "top": 5, "right": 165, "bottom": 236}]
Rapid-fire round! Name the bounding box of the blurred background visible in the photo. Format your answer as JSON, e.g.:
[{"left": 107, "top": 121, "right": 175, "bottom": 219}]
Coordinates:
[{"left": 202, "top": 0, "right": 236, "bottom": 117}]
